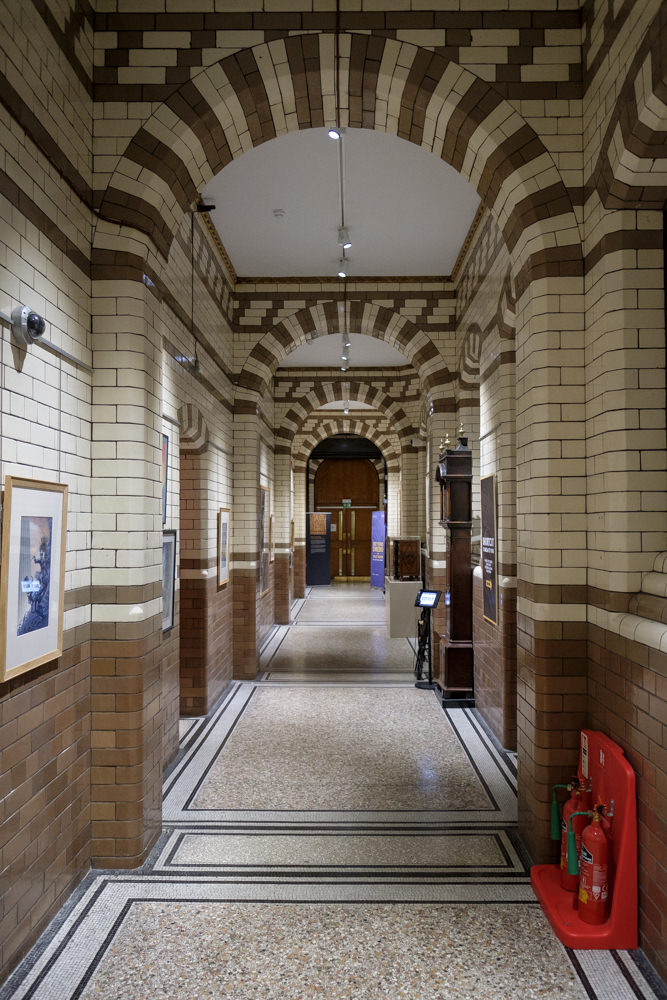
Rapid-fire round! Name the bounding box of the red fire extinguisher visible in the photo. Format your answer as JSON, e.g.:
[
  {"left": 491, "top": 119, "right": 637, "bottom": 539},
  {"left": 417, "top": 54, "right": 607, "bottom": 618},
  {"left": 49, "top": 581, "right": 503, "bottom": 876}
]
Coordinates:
[
  {"left": 577, "top": 804, "right": 610, "bottom": 924},
  {"left": 560, "top": 783, "right": 588, "bottom": 891}
]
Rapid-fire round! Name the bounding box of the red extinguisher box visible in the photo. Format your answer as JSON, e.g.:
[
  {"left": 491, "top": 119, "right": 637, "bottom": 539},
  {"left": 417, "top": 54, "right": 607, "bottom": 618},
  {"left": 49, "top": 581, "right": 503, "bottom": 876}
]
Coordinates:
[{"left": 531, "top": 729, "right": 637, "bottom": 949}]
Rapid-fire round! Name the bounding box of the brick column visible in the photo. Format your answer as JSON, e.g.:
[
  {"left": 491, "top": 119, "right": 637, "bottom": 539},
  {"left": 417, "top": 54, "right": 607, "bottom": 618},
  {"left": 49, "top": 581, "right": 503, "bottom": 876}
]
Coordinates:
[
  {"left": 232, "top": 406, "right": 261, "bottom": 679},
  {"left": 273, "top": 451, "right": 292, "bottom": 623},
  {"left": 90, "top": 273, "right": 163, "bottom": 868},
  {"left": 514, "top": 272, "right": 588, "bottom": 864}
]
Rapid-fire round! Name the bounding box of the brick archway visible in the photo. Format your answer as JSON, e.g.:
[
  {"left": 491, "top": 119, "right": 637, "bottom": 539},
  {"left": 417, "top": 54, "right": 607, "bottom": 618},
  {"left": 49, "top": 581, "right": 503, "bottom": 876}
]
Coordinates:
[
  {"left": 276, "top": 379, "right": 419, "bottom": 457},
  {"left": 93, "top": 33, "right": 582, "bottom": 290},
  {"left": 236, "top": 300, "right": 453, "bottom": 410}
]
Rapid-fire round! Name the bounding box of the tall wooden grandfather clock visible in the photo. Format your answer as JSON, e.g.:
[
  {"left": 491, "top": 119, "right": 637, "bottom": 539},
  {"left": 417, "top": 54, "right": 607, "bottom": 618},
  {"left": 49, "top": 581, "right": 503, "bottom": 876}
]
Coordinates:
[{"left": 435, "top": 431, "right": 474, "bottom": 701}]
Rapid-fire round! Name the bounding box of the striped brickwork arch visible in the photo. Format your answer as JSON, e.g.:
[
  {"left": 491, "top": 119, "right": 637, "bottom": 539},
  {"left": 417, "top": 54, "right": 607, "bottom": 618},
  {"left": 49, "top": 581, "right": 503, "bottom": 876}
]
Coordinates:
[
  {"left": 292, "top": 420, "right": 401, "bottom": 474},
  {"left": 94, "top": 34, "right": 582, "bottom": 290},
  {"left": 275, "top": 381, "right": 418, "bottom": 455},
  {"left": 178, "top": 402, "right": 208, "bottom": 452},
  {"left": 594, "top": 8, "right": 667, "bottom": 209},
  {"left": 459, "top": 325, "right": 481, "bottom": 396},
  {"left": 236, "top": 301, "right": 453, "bottom": 409}
]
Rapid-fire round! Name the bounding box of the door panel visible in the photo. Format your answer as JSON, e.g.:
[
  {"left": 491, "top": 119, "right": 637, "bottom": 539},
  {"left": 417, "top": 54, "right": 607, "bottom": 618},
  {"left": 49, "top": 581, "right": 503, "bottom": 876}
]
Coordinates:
[{"left": 314, "top": 459, "right": 380, "bottom": 581}]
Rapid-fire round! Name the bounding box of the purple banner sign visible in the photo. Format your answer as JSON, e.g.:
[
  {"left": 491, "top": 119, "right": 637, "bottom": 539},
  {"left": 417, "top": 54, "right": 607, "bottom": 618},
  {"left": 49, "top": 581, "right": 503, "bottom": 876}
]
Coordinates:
[{"left": 370, "top": 511, "right": 385, "bottom": 588}]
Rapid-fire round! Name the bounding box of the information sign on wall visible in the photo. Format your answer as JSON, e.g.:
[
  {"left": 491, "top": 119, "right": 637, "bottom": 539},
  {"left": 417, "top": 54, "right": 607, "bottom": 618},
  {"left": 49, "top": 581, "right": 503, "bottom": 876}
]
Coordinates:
[{"left": 481, "top": 474, "right": 497, "bottom": 625}]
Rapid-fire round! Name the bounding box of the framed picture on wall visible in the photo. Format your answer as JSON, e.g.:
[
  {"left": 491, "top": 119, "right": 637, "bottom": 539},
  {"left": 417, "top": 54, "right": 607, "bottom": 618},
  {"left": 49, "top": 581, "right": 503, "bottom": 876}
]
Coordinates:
[
  {"left": 0, "top": 477, "right": 68, "bottom": 682},
  {"left": 162, "top": 529, "right": 176, "bottom": 632},
  {"left": 217, "top": 508, "right": 230, "bottom": 587},
  {"left": 161, "top": 434, "right": 169, "bottom": 525},
  {"left": 259, "top": 485, "right": 269, "bottom": 596}
]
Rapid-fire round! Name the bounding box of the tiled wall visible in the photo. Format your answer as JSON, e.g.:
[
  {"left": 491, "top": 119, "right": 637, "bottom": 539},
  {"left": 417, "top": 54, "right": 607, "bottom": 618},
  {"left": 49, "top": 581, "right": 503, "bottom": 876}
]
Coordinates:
[
  {"left": 0, "top": 0, "right": 665, "bottom": 985},
  {"left": 0, "top": 0, "right": 94, "bottom": 976}
]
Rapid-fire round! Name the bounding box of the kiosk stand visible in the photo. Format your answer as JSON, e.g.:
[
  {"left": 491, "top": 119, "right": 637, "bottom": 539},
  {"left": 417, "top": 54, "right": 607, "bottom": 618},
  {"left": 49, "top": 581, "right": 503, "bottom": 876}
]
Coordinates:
[{"left": 414, "top": 589, "right": 442, "bottom": 690}]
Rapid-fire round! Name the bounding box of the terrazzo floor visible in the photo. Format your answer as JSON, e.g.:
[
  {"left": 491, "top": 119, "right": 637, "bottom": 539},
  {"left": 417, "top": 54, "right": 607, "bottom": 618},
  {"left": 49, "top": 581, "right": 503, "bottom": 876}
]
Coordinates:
[{"left": 1, "top": 584, "right": 665, "bottom": 1000}]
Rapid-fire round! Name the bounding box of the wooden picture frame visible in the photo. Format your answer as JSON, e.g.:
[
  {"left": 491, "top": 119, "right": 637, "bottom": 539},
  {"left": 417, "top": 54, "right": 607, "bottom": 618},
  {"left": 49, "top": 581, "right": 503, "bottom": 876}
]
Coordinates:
[
  {"left": 162, "top": 529, "right": 176, "bottom": 632},
  {"left": 217, "top": 507, "right": 230, "bottom": 587},
  {"left": 161, "top": 433, "right": 169, "bottom": 525},
  {"left": 259, "top": 485, "right": 269, "bottom": 596},
  {"left": 0, "top": 476, "right": 68, "bottom": 682}
]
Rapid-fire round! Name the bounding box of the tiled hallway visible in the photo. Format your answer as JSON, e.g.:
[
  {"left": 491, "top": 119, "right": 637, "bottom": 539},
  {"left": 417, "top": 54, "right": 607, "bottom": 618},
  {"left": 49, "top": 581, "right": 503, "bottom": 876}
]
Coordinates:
[{"left": 1, "top": 587, "right": 664, "bottom": 1000}]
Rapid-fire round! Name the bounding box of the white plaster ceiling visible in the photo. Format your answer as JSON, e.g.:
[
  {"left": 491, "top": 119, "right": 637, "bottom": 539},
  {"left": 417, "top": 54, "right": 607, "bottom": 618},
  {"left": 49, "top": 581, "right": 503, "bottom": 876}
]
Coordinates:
[
  {"left": 203, "top": 128, "right": 479, "bottom": 278},
  {"left": 317, "top": 400, "right": 376, "bottom": 410},
  {"left": 283, "top": 332, "right": 408, "bottom": 368},
  {"left": 203, "top": 127, "right": 480, "bottom": 370}
]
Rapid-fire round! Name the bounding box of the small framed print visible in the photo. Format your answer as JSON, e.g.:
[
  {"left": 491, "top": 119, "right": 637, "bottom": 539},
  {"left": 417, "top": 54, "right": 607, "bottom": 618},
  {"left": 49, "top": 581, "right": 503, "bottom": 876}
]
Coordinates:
[
  {"left": 161, "top": 434, "right": 169, "bottom": 525},
  {"left": 259, "top": 485, "right": 269, "bottom": 596},
  {"left": 162, "top": 530, "right": 176, "bottom": 632},
  {"left": 217, "top": 507, "right": 230, "bottom": 587},
  {"left": 0, "top": 476, "right": 68, "bottom": 682}
]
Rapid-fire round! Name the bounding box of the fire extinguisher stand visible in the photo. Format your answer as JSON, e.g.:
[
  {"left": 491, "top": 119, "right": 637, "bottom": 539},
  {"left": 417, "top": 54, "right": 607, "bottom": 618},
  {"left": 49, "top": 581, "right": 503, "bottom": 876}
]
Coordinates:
[{"left": 531, "top": 730, "right": 638, "bottom": 950}]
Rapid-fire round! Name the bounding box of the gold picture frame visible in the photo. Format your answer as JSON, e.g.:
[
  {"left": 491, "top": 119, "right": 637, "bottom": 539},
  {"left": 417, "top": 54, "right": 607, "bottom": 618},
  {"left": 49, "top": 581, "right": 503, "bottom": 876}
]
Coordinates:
[
  {"left": 217, "top": 507, "right": 230, "bottom": 587},
  {"left": 0, "top": 476, "right": 68, "bottom": 682}
]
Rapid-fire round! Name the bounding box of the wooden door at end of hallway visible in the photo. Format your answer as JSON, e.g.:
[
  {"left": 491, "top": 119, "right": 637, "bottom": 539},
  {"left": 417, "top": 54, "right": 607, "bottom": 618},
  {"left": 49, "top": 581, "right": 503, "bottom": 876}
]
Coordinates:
[
  {"left": 314, "top": 458, "right": 379, "bottom": 581},
  {"left": 330, "top": 507, "right": 374, "bottom": 580}
]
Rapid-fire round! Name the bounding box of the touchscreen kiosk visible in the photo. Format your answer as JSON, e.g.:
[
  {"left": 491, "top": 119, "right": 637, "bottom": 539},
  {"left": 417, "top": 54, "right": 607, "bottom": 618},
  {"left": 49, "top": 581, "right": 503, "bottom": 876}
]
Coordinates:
[{"left": 415, "top": 589, "right": 442, "bottom": 609}]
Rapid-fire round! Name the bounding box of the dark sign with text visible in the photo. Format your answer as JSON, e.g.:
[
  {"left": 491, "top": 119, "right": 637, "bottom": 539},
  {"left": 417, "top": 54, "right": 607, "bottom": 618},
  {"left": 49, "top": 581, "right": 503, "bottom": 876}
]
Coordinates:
[
  {"left": 306, "top": 512, "right": 331, "bottom": 585},
  {"left": 481, "top": 474, "right": 497, "bottom": 625}
]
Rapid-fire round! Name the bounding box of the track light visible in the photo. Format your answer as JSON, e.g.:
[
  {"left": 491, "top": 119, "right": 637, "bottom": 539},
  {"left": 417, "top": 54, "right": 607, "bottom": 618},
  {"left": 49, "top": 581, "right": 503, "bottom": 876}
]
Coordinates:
[
  {"left": 328, "top": 127, "right": 341, "bottom": 140},
  {"left": 337, "top": 226, "right": 351, "bottom": 250},
  {"left": 340, "top": 365, "right": 347, "bottom": 372},
  {"left": 344, "top": 338, "right": 351, "bottom": 348},
  {"left": 337, "top": 263, "right": 347, "bottom": 278},
  {"left": 344, "top": 406, "right": 349, "bottom": 414}
]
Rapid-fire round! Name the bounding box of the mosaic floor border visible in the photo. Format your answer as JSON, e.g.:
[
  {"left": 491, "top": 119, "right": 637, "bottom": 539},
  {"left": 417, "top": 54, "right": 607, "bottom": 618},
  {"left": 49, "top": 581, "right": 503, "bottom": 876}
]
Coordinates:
[
  {"left": 162, "top": 685, "right": 517, "bottom": 827},
  {"left": 1, "top": 876, "right": 663, "bottom": 1000}
]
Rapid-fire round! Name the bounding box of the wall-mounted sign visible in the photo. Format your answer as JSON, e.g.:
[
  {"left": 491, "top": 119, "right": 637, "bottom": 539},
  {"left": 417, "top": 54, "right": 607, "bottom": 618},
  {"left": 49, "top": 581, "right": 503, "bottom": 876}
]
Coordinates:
[
  {"left": 342, "top": 498, "right": 351, "bottom": 508},
  {"left": 481, "top": 474, "right": 497, "bottom": 625}
]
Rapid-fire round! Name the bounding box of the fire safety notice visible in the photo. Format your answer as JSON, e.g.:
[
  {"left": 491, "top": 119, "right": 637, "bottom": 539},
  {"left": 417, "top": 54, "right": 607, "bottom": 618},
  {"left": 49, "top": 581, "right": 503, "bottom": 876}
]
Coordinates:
[{"left": 481, "top": 474, "right": 497, "bottom": 625}]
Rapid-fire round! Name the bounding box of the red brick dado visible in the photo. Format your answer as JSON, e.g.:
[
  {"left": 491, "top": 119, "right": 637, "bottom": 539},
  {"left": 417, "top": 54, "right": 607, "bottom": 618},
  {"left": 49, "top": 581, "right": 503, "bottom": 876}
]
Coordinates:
[
  {"left": 293, "top": 545, "right": 306, "bottom": 599},
  {"left": 473, "top": 574, "right": 517, "bottom": 750},
  {"left": 180, "top": 577, "right": 233, "bottom": 715},
  {"left": 274, "top": 552, "right": 292, "bottom": 624},
  {"left": 232, "top": 568, "right": 260, "bottom": 679},
  {"left": 89, "top": 616, "right": 163, "bottom": 870},
  {"left": 0, "top": 637, "right": 91, "bottom": 980},
  {"left": 161, "top": 596, "right": 180, "bottom": 766},
  {"left": 588, "top": 629, "right": 667, "bottom": 978}
]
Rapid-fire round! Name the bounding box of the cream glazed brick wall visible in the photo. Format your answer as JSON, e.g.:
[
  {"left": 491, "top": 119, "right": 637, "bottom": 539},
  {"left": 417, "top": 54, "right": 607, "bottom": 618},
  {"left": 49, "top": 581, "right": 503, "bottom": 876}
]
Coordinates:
[
  {"left": 582, "top": 0, "right": 666, "bottom": 598},
  {"left": 583, "top": 202, "right": 666, "bottom": 596}
]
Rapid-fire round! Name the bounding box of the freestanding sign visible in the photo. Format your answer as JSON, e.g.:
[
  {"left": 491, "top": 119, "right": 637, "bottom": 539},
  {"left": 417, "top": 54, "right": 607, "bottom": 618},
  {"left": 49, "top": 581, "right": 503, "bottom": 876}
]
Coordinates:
[
  {"left": 481, "top": 474, "right": 497, "bottom": 625},
  {"left": 306, "top": 512, "right": 331, "bottom": 586},
  {"left": 370, "top": 511, "right": 385, "bottom": 588}
]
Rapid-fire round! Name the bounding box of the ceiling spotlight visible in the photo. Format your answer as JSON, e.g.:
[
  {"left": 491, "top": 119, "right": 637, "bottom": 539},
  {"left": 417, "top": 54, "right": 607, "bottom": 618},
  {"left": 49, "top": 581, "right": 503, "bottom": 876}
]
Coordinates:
[
  {"left": 337, "top": 226, "right": 351, "bottom": 250},
  {"left": 337, "top": 266, "right": 347, "bottom": 278},
  {"left": 344, "top": 338, "right": 351, "bottom": 348},
  {"left": 340, "top": 365, "right": 348, "bottom": 372},
  {"left": 341, "top": 353, "right": 348, "bottom": 362},
  {"left": 344, "top": 406, "right": 349, "bottom": 414},
  {"left": 328, "top": 128, "right": 341, "bottom": 140}
]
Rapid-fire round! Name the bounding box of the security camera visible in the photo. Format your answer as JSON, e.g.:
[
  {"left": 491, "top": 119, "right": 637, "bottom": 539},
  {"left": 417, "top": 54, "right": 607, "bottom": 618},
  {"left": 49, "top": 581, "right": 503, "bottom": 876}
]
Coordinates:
[{"left": 11, "top": 306, "right": 46, "bottom": 345}]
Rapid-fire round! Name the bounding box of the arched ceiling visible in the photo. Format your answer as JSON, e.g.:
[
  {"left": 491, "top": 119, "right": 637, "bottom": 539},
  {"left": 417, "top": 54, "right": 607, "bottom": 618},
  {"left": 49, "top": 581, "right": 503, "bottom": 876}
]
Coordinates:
[{"left": 202, "top": 127, "right": 480, "bottom": 279}]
